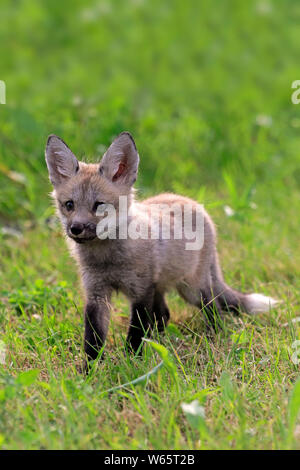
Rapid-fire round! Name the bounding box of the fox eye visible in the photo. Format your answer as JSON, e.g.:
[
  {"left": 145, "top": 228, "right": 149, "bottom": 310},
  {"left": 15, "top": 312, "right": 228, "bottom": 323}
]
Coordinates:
[
  {"left": 65, "top": 200, "right": 74, "bottom": 211},
  {"left": 93, "top": 201, "right": 105, "bottom": 213}
]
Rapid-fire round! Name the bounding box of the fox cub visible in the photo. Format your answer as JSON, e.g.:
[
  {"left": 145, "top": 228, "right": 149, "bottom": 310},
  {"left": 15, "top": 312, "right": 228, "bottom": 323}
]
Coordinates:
[{"left": 45, "top": 132, "right": 277, "bottom": 367}]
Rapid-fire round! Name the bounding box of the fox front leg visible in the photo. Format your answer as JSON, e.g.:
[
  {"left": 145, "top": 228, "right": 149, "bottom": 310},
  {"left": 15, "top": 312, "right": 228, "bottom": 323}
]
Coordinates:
[
  {"left": 83, "top": 292, "right": 111, "bottom": 368},
  {"left": 152, "top": 291, "right": 170, "bottom": 332},
  {"left": 126, "top": 288, "right": 170, "bottom": 354},
  {"left": 126, "top": 290, "right": 155, "bottom": 354}
]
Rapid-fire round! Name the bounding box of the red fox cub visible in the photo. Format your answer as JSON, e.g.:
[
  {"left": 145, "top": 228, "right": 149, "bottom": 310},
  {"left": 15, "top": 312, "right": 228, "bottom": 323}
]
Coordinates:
[{"left": 45, "top": 132, "right": 277, "bottom": 369}]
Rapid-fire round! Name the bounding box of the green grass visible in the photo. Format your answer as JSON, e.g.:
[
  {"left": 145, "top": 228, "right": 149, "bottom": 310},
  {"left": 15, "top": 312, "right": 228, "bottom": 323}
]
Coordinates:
[{"left": 1, "top": 0, "right": 300, "bottom": 449}]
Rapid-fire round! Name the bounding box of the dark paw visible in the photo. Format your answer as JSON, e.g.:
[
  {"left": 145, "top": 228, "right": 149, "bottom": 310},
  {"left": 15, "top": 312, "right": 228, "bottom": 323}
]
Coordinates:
[
  {"left": 76, "top": 360, "right": 90, "bottom": 375},
  {"left": 78, "top": 354, "right": 104, "bottom": 375},
  {"left": 125, "top": 339, "right": 144, "bottom": 356},
  {"left": 155, "top": 314, "right": 169, "bottom": 332}
]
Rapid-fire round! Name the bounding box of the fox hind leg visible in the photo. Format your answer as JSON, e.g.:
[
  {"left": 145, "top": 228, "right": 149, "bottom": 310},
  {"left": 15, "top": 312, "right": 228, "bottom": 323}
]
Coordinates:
[
  {"left": 177, "top": 281, "right": 223, "bottom": 332},
  {"left": 198, "top": 290, "right": 223, "bottom": 332}
]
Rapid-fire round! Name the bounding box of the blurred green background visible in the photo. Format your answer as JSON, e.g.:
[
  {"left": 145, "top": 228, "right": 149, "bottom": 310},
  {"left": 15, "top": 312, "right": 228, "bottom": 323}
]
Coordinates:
[{"left": 1, "top": 0, "right": 300, "bottom": 225}]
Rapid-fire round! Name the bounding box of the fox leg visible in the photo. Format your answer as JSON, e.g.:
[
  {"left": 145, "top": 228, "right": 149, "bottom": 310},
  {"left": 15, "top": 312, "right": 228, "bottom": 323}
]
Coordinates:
[
  {"left": 127, "top": 302, "right": 153, "bottom": 354},
  {"left": 152, "top": 291, "right": 170, "bottom": 332},
  {"left": 84, "top": 291, "right": 111, "bottom": 363},
  {"left": 197, "top": 289, "right": 223, "bottom": 331},
  {"left": 126, "top": 287, "right": 156, "bottom": 354},
  {"left": 126, "top": 289, "right": 170, "bottom": 354},
  {"left": 177, "top": 281, "right": 222, "bottom": 332}
]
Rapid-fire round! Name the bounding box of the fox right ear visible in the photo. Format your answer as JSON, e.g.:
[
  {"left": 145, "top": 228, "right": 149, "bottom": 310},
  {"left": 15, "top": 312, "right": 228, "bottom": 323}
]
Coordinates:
[
  {"left": 45, "top": 135, "right": 79, "bottom": 187},
  {"left": 100, "top": 132, "right": 139, "bottom": 187}
]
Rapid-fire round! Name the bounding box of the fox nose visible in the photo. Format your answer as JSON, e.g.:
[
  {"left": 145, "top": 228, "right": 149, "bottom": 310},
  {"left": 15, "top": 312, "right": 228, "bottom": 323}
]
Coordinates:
[{"left": 70, "top": 223, "right": 84, "bottom": 236}]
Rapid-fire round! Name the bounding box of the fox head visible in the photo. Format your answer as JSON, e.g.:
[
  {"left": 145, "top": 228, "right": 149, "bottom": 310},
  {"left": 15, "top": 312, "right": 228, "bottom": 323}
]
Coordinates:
[{"left": 45, "top": 132, "right": 139, "bottom": 244}]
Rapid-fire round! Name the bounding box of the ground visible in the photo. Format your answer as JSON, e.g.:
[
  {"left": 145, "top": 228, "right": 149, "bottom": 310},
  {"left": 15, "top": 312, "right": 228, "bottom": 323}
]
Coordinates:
[{"left": 0, "top": 0, "right": 300, "bottom": 449}]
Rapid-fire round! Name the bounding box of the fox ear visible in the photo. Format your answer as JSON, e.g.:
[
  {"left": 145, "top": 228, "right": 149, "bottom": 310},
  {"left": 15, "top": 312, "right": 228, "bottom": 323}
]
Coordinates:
[
  {"left": 45, "top": 135, "right": 79, "bottom": 187},
  {"left": 100, "top": 132, "right": 139, "bottom": 187}
]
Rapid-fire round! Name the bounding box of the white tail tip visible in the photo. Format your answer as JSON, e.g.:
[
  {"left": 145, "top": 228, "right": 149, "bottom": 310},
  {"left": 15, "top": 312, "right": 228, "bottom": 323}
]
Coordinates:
[{"left": 246, "top": 293, "right": 279, "bottom": 314}]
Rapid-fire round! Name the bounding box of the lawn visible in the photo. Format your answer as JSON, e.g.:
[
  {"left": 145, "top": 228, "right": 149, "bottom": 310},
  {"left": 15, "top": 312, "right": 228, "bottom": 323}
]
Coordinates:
[{"left": 0, "top": 0, "right": 300, "bottom": 450}]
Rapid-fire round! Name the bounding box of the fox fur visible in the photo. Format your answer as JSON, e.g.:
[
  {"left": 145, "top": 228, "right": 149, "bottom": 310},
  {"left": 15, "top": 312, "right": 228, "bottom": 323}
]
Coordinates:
[{"left": 45, "top": 131, "right": 277, "bottom": 366}]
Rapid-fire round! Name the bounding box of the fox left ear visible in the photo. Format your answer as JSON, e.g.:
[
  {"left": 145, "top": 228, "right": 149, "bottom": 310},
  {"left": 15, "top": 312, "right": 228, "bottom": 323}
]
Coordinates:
[
  {"left": 45, "top": 135, "right": 79, "bottom": 187},
  {"left": 100, "top": 132, "right": 139, "bottom": 187}
]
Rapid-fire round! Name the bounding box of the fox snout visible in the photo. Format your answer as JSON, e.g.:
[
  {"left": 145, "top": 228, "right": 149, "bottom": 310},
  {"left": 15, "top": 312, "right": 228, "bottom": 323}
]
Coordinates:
[
  {"left": 70, "top": 222, "right": 85, "bottom": 236},
  {"left": 67, "top": 221, "right": 97, "bottom": 243}
]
